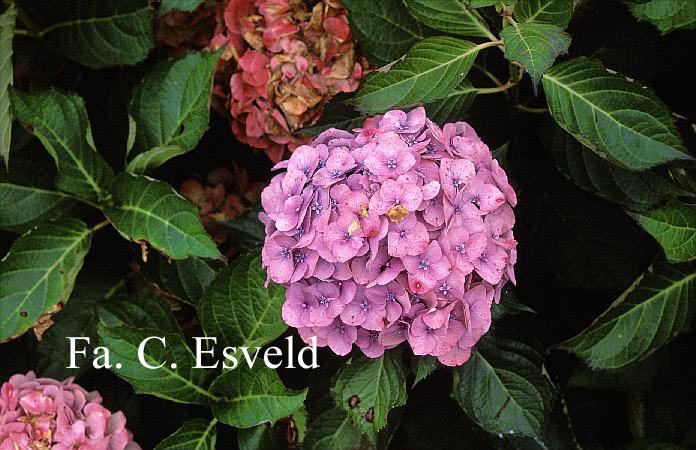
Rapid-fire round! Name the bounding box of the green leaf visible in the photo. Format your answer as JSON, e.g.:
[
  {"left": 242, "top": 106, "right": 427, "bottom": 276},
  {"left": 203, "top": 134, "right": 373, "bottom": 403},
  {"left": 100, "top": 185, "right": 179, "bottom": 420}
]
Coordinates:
[
  {"left": 237, "top": 407, "right": 308, "bottom": 449},
  {"left": 104, "top": 172, "right": 222, "bottom": 260},
  {"left": 218, "top": 204, "right": 266, "bottom": 251},
  {"left": 154, "top": 418, "right": 217, "bottom": 450},
  {"left": 11, "top": 88, "right": 115, "bottom": 201},
  {"left": 25, "top": 0, "right": 154, "bottom": 69},
  {"left": 97, "top": 325, "right": 217, "bottom": 405},
  {"left": 160, "top": 0, "right": 203, "bottom": 14},
  {"left": 353, "top": 37, "right": 481, "bottom": 113},
  {"left": 626, "top": 0, "right": 696, "bottom": 34},
  {"left": 145, "top": 254, "right": 223, "bottom": 305},
  {"left": 411, "top": 355, "right": 439, "bottom": 386},
  {"left": 32, "top": 287, "right": 98, "bottom": 379},
  {"left": 129, "top": 51, "right": 220, "bottom": 169},
  {"left": 542, "top": 123, "right": 684, "bottom": 211},
  {"left": 560, "top": 262, "right": 696, "bottom": 369},
  {"left": 210, "top": 365, "right": 307, "bottom": 428},
  {"left": 0, "top": 6, "right": 16, "bottom": 168},
  {"left": 298, "top": 97, "right": 365, "bottom": 136},
  {"left": 126, "top": 145, "right": 187, "bottom": 174},
  {"left": 303, "top": 407, "right": 363, "bottom": 450},
  {"left": 452, "top": 335, "right": 554, "bottom": 438},
  {"left": 342, "top": 0, "right": 430, "bottom": 66},
  {"left": 404, "top": 0, "right": 494, "bottom": 39},
  {"left": 501, "top": 23, "right": 570, "bottom": 88},
  {"left": 542, "top": 57, "right": 692, "bottom": 171},
  {"left": 331, "top": 349, "right": 407, "bottom": 440},
  {"left": 423, "top": 79, "right": 477, "bottom": 124},
  {"left": 631, "top": 202, "right": 696, "bottom": 262},
  {"left": 0, "top": 183, "right": 79, "bottom": 232},
  {"left": 537, "top": 182, "right": 652, "bottom": 290},
  {"left": 95, "top": 292, "right": 181, "bottom": 333},
  {"left": 198, "top": 252, "right": 286, "bottom": 348},
  {"left": 514, "top": 0, "right": 574, "bottom": 27},
  {"left": 0, "top": 219, "right": 91, "bottom": 342},
  {"left": 491, "top": 287, "right": 535, "bottom": 321}
]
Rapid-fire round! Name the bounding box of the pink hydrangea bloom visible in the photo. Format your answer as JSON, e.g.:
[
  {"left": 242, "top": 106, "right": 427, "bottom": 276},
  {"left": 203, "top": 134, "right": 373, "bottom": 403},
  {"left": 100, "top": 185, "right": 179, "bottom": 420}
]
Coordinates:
[
  {"left": 261, "top": 107, "right": 517, "bottom": 366},
  {"left": 212, "top": 0, "right": 368, "bottom": 162},
  {"left": 0, "top": 372, "right": 140, "bottom": 450}
]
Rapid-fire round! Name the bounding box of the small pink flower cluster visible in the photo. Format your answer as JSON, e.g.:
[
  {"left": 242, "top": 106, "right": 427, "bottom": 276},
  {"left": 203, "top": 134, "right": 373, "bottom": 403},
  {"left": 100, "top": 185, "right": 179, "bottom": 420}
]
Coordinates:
[
  {"left": 260, "top": 107, "right": 517, "bottom": 366},
  {"left": 0, "top": 372, "right": 140, "bottom": 450},
  {"left": 214, "top": 0, "right": 367, "bottom": 162}
]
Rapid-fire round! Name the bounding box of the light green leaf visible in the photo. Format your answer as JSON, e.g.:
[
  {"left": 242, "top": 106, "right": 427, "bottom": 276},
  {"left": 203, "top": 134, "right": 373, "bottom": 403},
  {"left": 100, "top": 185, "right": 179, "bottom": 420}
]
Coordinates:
[
  {"left": 145, "top": 254, "right": 223, "bottom": 305},
  {"left": 542, "top": 123, "right": 684, "bottom": 211},
  {"left": 353, "top": 37, "right": 481, "bottom": 113},
  {"left": 95, "top": 292, "right": 181, "bottom": 333},
  {"left": 0, "top": 6, "right": 16, "bottom": 168},
  {"left": 104, "top": 172, "right": 222, "bottom": 260},
  {"left": 560, "top": 262, "right": 696, "bottom": 369},
  {"left": 0, "top": 183, "right": 79, "bottom": 232},
  {"left": 411, "top": 355, "right": 439, "bottom": 386},
  {"left": 154, "top": 418, "right": 217, "bottom": 450},
  {"left": 404, "top": 0, "right": 495, "bottom": 39},
  {"left": 303, "top": 407, "right": 362, "bottom": 450},
  {"left": 514, "top": 0, "right": 574, "bottom": 27},
  {"left": 129, "top": 51, "right": 220, "bottom": 169},
  {"left": 11, "top": 88, "right": 115, "bottom": 201},
  {"left": 210, "top": 365, "right": 307, "bottom": 428},
  {"left": 626, "top": 0, "right": 696, "bottom": 34},
  {"left": 501, "top": 23, "right": 570, "bottom": 87},
  {"left": 423, "top": 79, "right": 477, "bottom": 124},
  {"left": 0, "top": 219, "right": 91, "bottom": 342},
  {"left": 452, "top": 335, "right": 554, "bottom": 438},
  {"left": 342, "top": 0, "right": 430, "bottom": 66},
  {"left": 631, "top": 202, "right": 696, "bottom": 262},
  {"left": 98, "top": 325, "right": 217, "bottom": 405},
  {"left": 25, "top": 0, "right": 154, "bottom": 69},
  {"left": 160, "top": 0, "right": 203, "bottom": 14},
  {"left": 331, "top": 349, "right": 407, "bottom": 440},
  {"left": 198, "top": 252, "right": 286, "bottom": 348},
  {"left": 127, "top": 145, "right": 186, "bottom": 174},
  {"left": 542, "top": 57, "right": 692, "bottom": 171}
]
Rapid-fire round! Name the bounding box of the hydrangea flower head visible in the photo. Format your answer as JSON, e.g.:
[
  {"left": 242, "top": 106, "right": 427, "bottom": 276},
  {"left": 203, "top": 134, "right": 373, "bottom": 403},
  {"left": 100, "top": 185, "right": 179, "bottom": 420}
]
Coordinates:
[
  {"left": 261, "top": 107, "right": 517, "bottom": 366},
  {"left": 0, "top": 372, "right": 140, "bottom": 450},
  {"left": 213, "top": 0, "right": 368, "bottom": 162}
]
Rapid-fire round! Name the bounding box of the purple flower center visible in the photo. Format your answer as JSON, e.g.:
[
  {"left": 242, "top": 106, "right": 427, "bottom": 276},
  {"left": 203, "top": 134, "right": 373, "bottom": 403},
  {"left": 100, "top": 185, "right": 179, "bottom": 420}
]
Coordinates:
[
  {"left": 399, "top": 229, "right": 407, "bottom": 238},
  {"left": 360, "top": 301, "right": 371, "bottom": 311},
  {"left": 318, "top": 158, "right": 325, "bottom": 168},
  {"left": 362, "top": 166, "right": 371, "bottom": 176},
  {"left": 343, "top": 232, "right": 352, "bottom": 241},
  {"left": 403, "top": 135, "right": 417, "bottom": 147},
  {"left": 419, "top": 260, "right": 430, "bottom": 271},
  {"left": 330, "top": 199, "right": 339, "bottom": 210},
  {"left": 386, "top": 158, "right": 398, "bottom": 169},
  {"left": 425, "top": 143, "right": 436, "bottom": 155},
  {"left": 386, "top": 293, "right": 396, "bottom": 302},
  {"left": 280, "top": 247, "right": 291, "bottom": 258},
  {"left": 330, "top": 169, "right": 343, "bottom": 179},
  {"left": 312, "top": 201, "right": 323, "bottom": 214},
  {"left": 369, "top": 331, "right": 379, "bottom": 342},
  {"left": 295, "top": 227, "right": 305, "bottom": 238},
  {"left": 319, "top": 296, "right": 331, "bottom": 307},
  {"left": 294, "top": 252, "right": 306, "bottom": 264},
  {"left": 456, "top": 243, "right": 466, "bottom": 254},
  {"left": 438, "top": 282, "right": 451, "bottom": 296},
  {"left": 397, "top": 121, "right": 408, "bottom": 130},
  {"left": 452, "top": 178, "right": 462, "bottom": 189},
  {"left": 334, "top": 323, "right": 345, "bottom": 333},
  {"left": 479, "top": 253, "right": 488, "bottom": 263},
  {"left": 471, "top": 196, "right": 480, "bottom": 207}
]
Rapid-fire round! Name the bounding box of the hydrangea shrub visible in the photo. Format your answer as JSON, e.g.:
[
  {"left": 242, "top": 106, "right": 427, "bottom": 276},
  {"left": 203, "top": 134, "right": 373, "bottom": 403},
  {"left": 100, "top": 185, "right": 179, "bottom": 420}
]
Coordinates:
[
  {"left": 1, "top": 0, "right": 695, "bottom": 449},
  {"left": 259, "top": 107, "right": 517, "bottom": 364}
]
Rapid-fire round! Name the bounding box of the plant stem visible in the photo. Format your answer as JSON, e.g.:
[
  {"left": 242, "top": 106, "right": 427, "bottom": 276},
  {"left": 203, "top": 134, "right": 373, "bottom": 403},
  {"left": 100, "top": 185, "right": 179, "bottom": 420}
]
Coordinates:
[
  {"left": 514, "top": 104, "right": 549, "bottom": 114},
  {"left": 90, "top": 219, "right": 111, "bottom": 233}
]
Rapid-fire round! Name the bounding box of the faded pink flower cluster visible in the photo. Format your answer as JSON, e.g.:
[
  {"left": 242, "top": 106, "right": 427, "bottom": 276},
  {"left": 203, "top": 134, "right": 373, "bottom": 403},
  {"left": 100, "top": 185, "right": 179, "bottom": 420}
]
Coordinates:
[
  {"left": 260, "top": 107, "right": 517, "bottom": 366},
  {"left": 0, "top": 372, "right": 140, "bottom": 450},
  {"left": 213, "top": 0, "right": 367, "bottom": 163}
]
